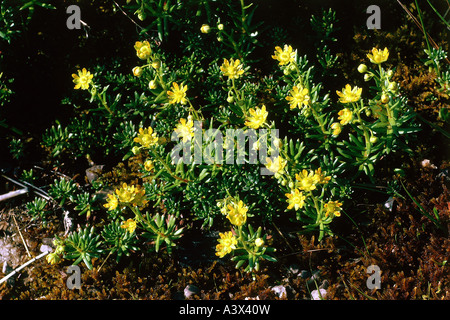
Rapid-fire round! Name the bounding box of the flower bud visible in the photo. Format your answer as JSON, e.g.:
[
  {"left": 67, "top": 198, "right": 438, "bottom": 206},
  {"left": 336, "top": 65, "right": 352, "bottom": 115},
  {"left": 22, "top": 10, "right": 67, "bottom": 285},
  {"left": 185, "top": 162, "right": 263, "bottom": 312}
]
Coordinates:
[
  {"left": 217, "top": 23, "right": 224, "bottom": 31},
  {"left": 137, "top": 10, "right": 146, "bottom": 21},
  {"left": 302, "top": 108, "right": 312, "bottom": 118},
  {"left": 227, "top": 95, "right": 234, "bottom": 103},
  {"left": 200, "top": 24, "right": 211, "bottom": 34},
  {"left": 370, "top": 136, "right": 378, "bottom": 144},
  {"left": 381, "top": 93, "right": 390, "bottom": 104},
  {"left": 255, "top": 238, "right": 264, "bottom": 247},
  {"left": 132, "top": 146, "right": 140, "bottom": 155},
  {"left": 387, "top": 69, "right": 394, "bottom": 78},
  {"left": 388, "top": 82, "right": 397, "bottom": 92},
  {"left": 132, "top": 66, "right": 143, "bottom": 77},
  {"left": 331, "top": 122, "right": 342, "bottom": 136},
  {"left": 364, "top": 73, "right": 373, "bottom": 81},
  {"left": 358, "top": 64, "right": 368, "bottom": 73},
  {"left": 144, "top": 159, "right": 154, "bottom": 171},
  {"left": 273, "top": 138, "right": 283, "bottom": 149},
  {"left": 148, "top": 80, "right": 157, "bottom": 90},
  {"left": 217, "top": 36, "right": 223, "bottom": 42},
  {"left": 283, "top": 68, "right": 290, "bottom": 76},
  {"left": 89, "top": 85, "right": 97, "bottom": 96},
  {"left": 151, "top": 60, "right": 161, "bottom": 69}
]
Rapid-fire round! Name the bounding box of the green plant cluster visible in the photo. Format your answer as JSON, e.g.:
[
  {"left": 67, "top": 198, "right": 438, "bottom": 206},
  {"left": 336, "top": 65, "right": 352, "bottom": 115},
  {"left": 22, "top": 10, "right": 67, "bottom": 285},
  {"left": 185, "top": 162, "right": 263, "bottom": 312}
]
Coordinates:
[{"left": 4, "top": 1, "right": 446, "bottom": 275}]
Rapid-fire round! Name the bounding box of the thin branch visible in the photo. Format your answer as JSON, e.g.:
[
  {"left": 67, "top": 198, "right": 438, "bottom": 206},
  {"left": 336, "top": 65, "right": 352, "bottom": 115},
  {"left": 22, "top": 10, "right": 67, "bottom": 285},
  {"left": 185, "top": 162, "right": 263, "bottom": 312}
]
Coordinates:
[
  {"left": 0, "top": 251, "right": 50, "bottom": 285},
  {"left": 12, "top": 213, "right": 32, "bottom": 258},
  {"left": 397, "top": 0, "right": 450, "bottom": 64}
]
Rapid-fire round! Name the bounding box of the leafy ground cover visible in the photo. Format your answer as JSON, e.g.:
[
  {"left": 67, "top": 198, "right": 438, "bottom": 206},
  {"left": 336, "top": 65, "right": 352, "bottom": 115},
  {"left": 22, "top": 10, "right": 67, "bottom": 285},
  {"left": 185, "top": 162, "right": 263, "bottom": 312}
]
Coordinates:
[{"left": 0, "top": 0, "right": 448, "bottom": 300}]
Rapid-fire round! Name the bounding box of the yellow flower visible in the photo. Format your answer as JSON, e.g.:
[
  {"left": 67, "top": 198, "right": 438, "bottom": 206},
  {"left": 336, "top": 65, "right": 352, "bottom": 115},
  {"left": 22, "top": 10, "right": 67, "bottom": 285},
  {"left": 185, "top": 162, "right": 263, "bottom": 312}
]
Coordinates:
[
  {"left": 103, "top": 193, "right": 119, "bottom": 211},
  {"left": 338, "top": 108, "right": 353, "bottom": 125},
  {"left": 167, "top": 82, "right": 188, "bottom": 105},
  {"left": 314, "top": 168, "right": 331, "bottom": 184},
  {"left": 134, "top": 127, "right": 158, "bottom": 148},
  {"left": 336, "top": 84, "right": 362, "bottom": 104},
  {"left": 226, "top": 200, "right": 248, "bottom": 226},
  {"left": 134, "top": 40, "right": 152, "bottom": 60},
  {"left": 215, "top": 231, "right": 237, "bottom": 258},
  {"left": 265, "top": 156, "right": 287, "bottom": 175},
  {"left": 324, "top": 201, "right": 343, "bottom": 217},
  {"left": 115, "top": 183, "right": 136, "bottom": 204},
  {"left": 331, "top": 122, "right": 342, "bottom": 136},
  {"left": 72, "top": 68, "right": 93, "bottom": 90},
  {"left": 132, "top": 186, "right": 147, "bottom": 207},
  {"left": 295, "top": 169, "right": 319, "bottom": 192},
  {"left": 272, "top": 45, "right": 295, "bottom": 66},
  {"left": 115, "top": 183, "right": 147, "bottom": 207},
  {"left": 121, "top": 218, "right": 137, "bottom": 233},
  {"left": 220, "top": 58, "right": 244, "bottom": 80},
  {"left": 367, "top": 47, "right": 389, "bottom": 64},
  {"left": 285, "top": 188, "right": 306, "bottom": 211},
  {"left": 174, "top": 116, "right": 195, "bottom": 142},
  {"left": 144, "top": 159, "right": 154, "bottom": 171},
  {"left": 244, "top": 105, "right": 268, "bottom": 129},
  {"left": 286, "top": 86, "right": 310, "bottom": 109},
  {"left": 46, "top": 252, "right": 61, "bottom": 265}
]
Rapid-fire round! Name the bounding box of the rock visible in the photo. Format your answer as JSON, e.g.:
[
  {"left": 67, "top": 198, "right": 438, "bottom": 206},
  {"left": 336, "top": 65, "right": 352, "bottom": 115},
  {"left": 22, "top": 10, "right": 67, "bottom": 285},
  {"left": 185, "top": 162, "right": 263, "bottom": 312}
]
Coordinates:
[
  {"left": 384, "top": 196, "right": 396, "bottom": 212},
  {"left": 244, "top": 296, "right": 260, "bottom": 300},
  {"left": 85, "top": 165, "right": 104, "bottom": 184},
  {"left": 319, "top": 280, "right": 329, "bottom": 290},
  {"left": 306, "top": 270, "right": 321, "bottom": 286},
  {"left": 311, "top": 288, "right": 327, "bottom": 300},
  {"left": 1, "top": 261, "right": 14, "bottom": 286},
  {"left": 39, "top": 244, "right": 52, "bottom": 253},
  {"left": 0, "top": 237, "right": 21, "bottom": 269},
  {"left": 271, "top": 285, "right": 287, "bottom": 298},
  {"left": 421, "top": 159, "right": 437, "bottom": 169},
  {"left": 184, "top": 284, "right": 200, "bottom": 299},
  {"left": 288, "top": 264, "right": 300, "bottom": 275},
  {"left": 436, "top": 169, "right": 450, "bottom": 182},
  {"left": 299, "top": 270, "right": 311, "bottom": 279}
]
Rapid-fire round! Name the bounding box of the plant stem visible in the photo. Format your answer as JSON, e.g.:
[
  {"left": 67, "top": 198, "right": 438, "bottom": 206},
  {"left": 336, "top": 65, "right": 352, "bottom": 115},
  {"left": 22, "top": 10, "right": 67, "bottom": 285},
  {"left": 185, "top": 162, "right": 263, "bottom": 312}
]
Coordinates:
[
  {"left": 96, "top": 91, "right": 114, "bottom": 116},
  {"left": 415, "top": 0, "right": 432, "bottom": 54},
  {"left": 355, "top": 109, "right": 371, "bottom": 158},
  {"left": 151, "top": 150, "right": 191, "bottom": 183}
]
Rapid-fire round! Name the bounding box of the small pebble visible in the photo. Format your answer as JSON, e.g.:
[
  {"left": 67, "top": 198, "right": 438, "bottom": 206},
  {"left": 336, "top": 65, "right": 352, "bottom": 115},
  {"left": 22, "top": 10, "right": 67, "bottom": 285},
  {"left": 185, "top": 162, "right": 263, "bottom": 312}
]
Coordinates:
[
  {"left": 311, "top": 288, "right": 327, "bottom": 300},
  {"left": 271, "top": 285, "right": 287, "bottom": 298},
  {"left": 299, "top": 270, "right": 310, "bottom": 279},
  {"left": 184, "top": 284, "right": 200, "bottom": 299},
  {"left": 288, "top": 264, "right": 300, "bottom": 275},
  {"left": 40, "top": 244, "right": 53, "bottom": 253}
]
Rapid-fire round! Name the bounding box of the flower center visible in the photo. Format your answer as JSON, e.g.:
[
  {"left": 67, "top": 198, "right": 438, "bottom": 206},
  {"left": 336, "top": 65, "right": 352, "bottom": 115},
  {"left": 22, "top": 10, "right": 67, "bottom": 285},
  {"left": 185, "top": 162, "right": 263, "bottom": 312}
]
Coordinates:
[
  {"left": 280, "top": 52, "right": 289, "bottom": 62},
  {"left": 79, "top": 76, "right": 89, "bottom": 84}
]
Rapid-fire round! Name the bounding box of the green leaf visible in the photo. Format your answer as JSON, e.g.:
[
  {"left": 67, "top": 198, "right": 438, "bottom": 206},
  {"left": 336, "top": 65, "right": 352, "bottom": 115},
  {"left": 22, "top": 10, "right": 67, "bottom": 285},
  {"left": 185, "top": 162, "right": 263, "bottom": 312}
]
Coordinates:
[
  {"left": 261, "top": 254, "right": 277, "bottom": 262},
  {"left": 348, "top": 133, "right": 365, "bottom": 149},
  {"left": 235, "top": 259, "right": 245, "bottom": 269},
  {"left": 155, "top": 234, "right": 161, "bottom": 252}
]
